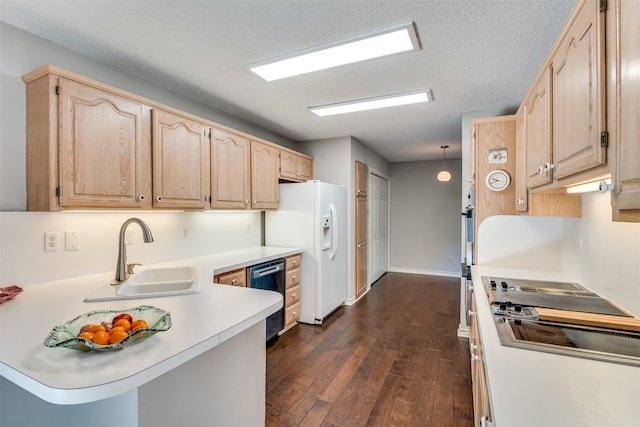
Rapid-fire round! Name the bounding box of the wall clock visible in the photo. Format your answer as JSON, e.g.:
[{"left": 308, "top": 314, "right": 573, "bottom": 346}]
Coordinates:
[{"left": 485, "top": 169, "right": 511, "bottom": 192}]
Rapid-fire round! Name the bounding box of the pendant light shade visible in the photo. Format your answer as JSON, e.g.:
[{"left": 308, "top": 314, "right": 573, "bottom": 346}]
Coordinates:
[{"left": 437, "top": 145, "right": 451, "bottom": 182}]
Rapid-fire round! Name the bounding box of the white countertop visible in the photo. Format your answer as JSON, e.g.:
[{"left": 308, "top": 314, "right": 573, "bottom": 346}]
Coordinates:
[
  {"left": 0, "top": 246, "right": 300, "bottom": 405},
  {"left": 471, "top": 265, "right": 640, "bottom": 427}
]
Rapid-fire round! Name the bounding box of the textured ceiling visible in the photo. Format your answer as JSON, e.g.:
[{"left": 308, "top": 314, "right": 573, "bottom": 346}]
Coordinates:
[{"left": 1, "top": 0, "right": 576, "bottom": 162}]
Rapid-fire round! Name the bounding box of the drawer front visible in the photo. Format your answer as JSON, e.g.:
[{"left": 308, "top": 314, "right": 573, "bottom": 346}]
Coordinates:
[
  {"left": 285, "top": 285, "right": 300, "bottom": 307},
  {"left": 286, "top": 268, "right": 300, "bottom": 288},
  {"left": 286, "top": 254, "right": 301, "bottom": 270},
  {"left": 285, "top": 302, "right": 300, "bottom": 325},
  {"left": 215, "top": 268, "right": 246, "bottom": 287}
]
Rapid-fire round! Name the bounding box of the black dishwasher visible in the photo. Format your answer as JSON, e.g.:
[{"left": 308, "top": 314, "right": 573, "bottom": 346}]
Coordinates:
[{"left": 249, "top": 259, "right": 285, "bottom": 341}]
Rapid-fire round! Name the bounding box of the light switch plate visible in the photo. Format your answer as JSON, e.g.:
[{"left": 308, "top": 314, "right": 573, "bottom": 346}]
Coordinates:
[{"left": 65, "top": 230, "right": 79, "bottom": 251}]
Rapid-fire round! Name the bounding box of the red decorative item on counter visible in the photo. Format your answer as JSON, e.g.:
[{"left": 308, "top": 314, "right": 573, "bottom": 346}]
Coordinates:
[{"left": 0, "top": 285, "right": 23, "bottom": 303}]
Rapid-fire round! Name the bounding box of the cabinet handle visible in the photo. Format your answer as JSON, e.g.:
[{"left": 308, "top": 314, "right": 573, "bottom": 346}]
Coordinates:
[
  {"left": 245, "top": 200, "right": 250, "bottom": 205},
  {"left": 292, "top": 260, "right": 297, "bottom": 265},
  {"left": 470, "top": 344, "right": 478, "bottom": 351},
  {"left": 292, "top": 275, "right": 297, "bottom": 280},
  {"left": 471, "top": 354, "right": 479, "bottom": 362},
  {"left": 156, "top": 195, "right": 163, "bottom": 202},
  {"left": 546, "top": 162, "right": 555, "bottom": 170},
  {"left": 231, "top": 279, "right": 237, "bottom": 285},
  {"left": 517, "top": 198, "right": 524, "bottom": 205},
  {"left": 292, "top": 293, "right": 297, "bottom": 298},
  {"left": 138, "top": 194, "right": 146, "bottom": 201},
  {"left": 538, "top": 165, "right": 544, "bottom": 174},
  {"left": 468, "top": 310, "right": 475, "bottom": 317},
  {"left": 254, "top": 200, "right": 257, "bottom": 204},
  {"left": 293, "top": 311, "right": 297, "bottom": 316}
]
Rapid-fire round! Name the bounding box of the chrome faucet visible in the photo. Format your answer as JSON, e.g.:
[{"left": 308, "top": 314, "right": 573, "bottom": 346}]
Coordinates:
[{"left": 113, "top": 218, "right": 154, "bottom": 284}]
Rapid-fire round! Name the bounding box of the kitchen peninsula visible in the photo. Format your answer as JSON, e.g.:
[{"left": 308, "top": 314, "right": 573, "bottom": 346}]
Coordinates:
[{"left": 0, "top": 246, "right": 300, "bottom": 427}]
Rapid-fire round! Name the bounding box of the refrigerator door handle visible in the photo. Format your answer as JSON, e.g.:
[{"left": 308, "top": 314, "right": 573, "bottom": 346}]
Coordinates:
[{"left": 329, "top": 203, "right": 337, "bottom": 260}]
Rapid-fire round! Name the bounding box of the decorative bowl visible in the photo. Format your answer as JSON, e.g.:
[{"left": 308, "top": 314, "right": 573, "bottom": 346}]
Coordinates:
[{"left": 44, "top": 305, "right": 171, "bottom": 351}]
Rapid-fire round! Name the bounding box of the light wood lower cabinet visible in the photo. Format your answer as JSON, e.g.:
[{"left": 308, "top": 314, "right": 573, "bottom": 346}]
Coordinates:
[
  {"left": 469, "top": 293, "right": 493, "bottom": 427},
  {"left": 283, "top": 254, "right": 301, "bottom": 331},
  {"left": 214, "top": 268, "right": 247, "bottom": 287}
]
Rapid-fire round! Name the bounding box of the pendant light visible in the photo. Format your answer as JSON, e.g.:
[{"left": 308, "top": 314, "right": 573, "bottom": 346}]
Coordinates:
[{"left": 437, "top": 145, "right": 452, "bottom": 182}]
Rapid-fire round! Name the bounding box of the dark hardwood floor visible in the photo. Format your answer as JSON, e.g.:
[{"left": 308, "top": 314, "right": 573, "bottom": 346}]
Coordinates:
[{"left": 266, "top": 272, "right": 474, "bottom": 427}]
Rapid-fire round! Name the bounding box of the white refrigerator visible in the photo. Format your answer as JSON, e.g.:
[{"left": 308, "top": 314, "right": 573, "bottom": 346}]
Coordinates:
[{"left": 265, "top": 181, "right": 347, "bottom": 325}]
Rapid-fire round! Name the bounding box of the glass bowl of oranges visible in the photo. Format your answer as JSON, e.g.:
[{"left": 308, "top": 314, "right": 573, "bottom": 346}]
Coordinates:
[{"left": 44, "top": 305, "right": 171, "bottom": 351}]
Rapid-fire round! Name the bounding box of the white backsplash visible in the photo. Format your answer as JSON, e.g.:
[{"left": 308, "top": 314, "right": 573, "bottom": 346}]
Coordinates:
[
  {"left": 0, "top": 211, "right": 261, "bottom": 286},
  {"left": 477, "top": 191, "right": 640, "bottom": 316}
]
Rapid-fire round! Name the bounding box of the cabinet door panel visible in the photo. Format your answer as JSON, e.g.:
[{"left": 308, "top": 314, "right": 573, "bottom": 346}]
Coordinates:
[
  {"left": 211, "top": 129, "right": 251, "bottom": 209},
  {"left": 526, "top": 68, "right": 552, "bottom": 188},
  {"left": 59, "top": 78, "right": 149, "bottom": 208},
  {"left": 251, "top": 141, "right": 279, "bottom": 210},
  {"left": 611, "top": 0, "right": 640, "bottom": 212},
  {"left": 552, "top": 0, "right": 606, "bottom": 179},
  {"left": 355, "top": 161, "right": 368, "bottom": 197},
  {"left": 152, "top": 110, "right": 209, "bottom": 209},
  {"left": 279, "top": 151, "right": 299, "bottom": 181}
]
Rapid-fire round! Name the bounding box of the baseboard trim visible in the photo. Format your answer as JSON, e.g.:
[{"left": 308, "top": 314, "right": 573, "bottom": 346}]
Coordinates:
[{"left": 389, "top": 267, "right": 461, "bottom": 278}]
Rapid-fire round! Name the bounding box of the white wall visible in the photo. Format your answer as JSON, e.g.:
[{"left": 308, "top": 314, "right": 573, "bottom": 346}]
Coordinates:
[{"left": 389, "top": 159, "right": 462, "bottom": 277}]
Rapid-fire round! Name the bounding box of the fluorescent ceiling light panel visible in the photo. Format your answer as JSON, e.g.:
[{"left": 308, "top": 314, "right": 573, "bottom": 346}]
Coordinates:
[
  {"left": 309, "top": 90, "right": 433, "bottom": 117},
  {"left": 247, "top": 23, "right": 420, "bottom": 81}
]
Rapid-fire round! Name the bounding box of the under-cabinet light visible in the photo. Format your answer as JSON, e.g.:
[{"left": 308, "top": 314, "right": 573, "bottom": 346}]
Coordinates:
[
  {"left": 565, "top": 178, "right": 613, "bottom": 194},
  {"left": 309, "top": 90, "right": 433, "bottom": 117},
  {"left": 246, "top": 23, "right": 420, "bottom": 81}
]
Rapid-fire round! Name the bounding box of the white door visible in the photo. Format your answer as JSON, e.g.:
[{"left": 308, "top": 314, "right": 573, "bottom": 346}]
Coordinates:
[{"left": 369, "top": 173, "right": 389, "bottom": 283}]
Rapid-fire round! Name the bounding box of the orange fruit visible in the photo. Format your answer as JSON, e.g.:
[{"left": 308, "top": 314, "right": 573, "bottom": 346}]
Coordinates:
[
  {"left": 78, "top": 331, "right": 95, "bottom": 341},
  {"left": 113, "top": 318, "right": 131, "bottom": 332},
  {"left": 130, "top": 320, "right": 148, "bottom": 333},
  {"left": 107, "top": 326, "right": 125, "bottom": 336},
  {"left": 109, "top": 331, "right": 129, "bottom": 344},
  {"left": 88, "top": 324, "right": 107, "bottom": 334},
  {"left": 92, "top": 330, "right": 110, "bottom": 345}
]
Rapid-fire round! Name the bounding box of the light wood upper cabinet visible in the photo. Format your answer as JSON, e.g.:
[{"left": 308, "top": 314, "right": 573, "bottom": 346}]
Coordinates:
[
  {"left": 210, "top": 128, "right": 251, "bottom": 209},
  {"left": 152, "top": 109, "right": 210, "bottom": 209},
  {"left": 609, "top": 0, "right": 640, "bottom": 220},
  {"left": 22, "top": 65, "right": 311, "bottom": 212},
  {"left": 514, "top": 106, "right": 528, "bottom": 212},
  {"left": 250, "top": 141, "right": 279, "bottom": 210},
  {"left": 280, "top": 150, "right": 313, "bottom": 182},
  {"left": 24, "top": 72, "right": 152, "bottom": 210},
  {"left": 551, "top": 0, "right": 606, "bottom": 180},
  {"left": 525, "top": 67, "right": 553, "bottom": 188}
]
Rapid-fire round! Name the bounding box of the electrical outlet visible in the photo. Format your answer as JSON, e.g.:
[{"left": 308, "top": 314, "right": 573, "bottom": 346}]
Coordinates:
[
  {"left": 65, "top": 230, "right": 79, "bottom": 251},
  {"left": 45, "top": 232, "right": 58, "bottom": 252}
]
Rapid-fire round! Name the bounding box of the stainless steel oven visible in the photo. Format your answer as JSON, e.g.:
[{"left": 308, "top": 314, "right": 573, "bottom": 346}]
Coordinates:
[{"left": 249, "top": 259, "right": 285, "bottom": 341}]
